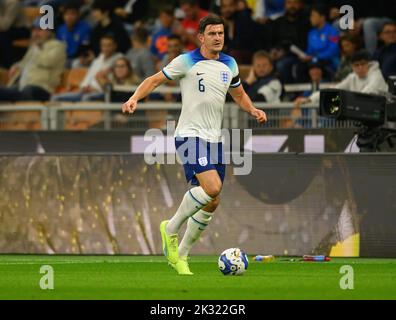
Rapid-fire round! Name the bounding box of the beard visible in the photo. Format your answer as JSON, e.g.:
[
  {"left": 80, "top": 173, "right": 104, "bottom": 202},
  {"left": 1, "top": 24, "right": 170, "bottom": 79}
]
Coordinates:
[{"left": 210, "top": 43, "right": 224, "bottom": 52}]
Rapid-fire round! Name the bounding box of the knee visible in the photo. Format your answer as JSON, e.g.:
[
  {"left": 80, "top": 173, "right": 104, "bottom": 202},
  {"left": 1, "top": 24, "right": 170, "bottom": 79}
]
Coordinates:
[
  {"left": 202, "top": 182, "right": 222, "bottom": 199},
  {"left": 211, "top": 196, "right": 220, "bottom": 208}
]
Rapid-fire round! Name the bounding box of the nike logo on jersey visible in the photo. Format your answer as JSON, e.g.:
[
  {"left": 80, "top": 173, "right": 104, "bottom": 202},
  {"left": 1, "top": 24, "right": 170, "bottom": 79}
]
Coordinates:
[{"left": 196, "top": 72, "right": 205, "bottom": 76}]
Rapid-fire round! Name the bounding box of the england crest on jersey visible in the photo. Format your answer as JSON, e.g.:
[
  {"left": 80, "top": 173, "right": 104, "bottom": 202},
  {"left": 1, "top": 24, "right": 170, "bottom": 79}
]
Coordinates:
[
  {"left": 198, "top": 156, "right": 208, "bottom": 167},
  {"left": 220, "top": 71, "right": 229, "bottom": 84}
]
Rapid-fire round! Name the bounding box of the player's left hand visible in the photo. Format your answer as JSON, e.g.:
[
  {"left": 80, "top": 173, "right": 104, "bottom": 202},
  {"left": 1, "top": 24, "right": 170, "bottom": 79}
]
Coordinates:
[
  {"left": 122, "top": 98, "right": 138, "bottom": 114},
  {"left": 251, "top": 108, "right": 267, "bottom": 124}
]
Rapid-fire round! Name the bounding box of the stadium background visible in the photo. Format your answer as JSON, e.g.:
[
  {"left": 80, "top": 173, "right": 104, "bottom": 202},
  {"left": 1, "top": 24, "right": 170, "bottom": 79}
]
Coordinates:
[
  {"left": 1, "top": 153, "right": 396, "bottom": 258},
  {"left": 0, "top": 0, "right": 396, "bottom": 259}
]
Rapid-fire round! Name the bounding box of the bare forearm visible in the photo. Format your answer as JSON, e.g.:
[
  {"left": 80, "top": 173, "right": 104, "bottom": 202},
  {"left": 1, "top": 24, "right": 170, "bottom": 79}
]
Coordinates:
[
  {"left": 235, "top": 92, "right": 255, "bottom": 115},
  {"left": 229, "top": 85, "right": 267, "bottom": 124},
  {"left": 123, "top": 72, "right": 167, "bottom": 114},
  {"left": 131, "top": 75, "right": 162, "bottom": 101}
]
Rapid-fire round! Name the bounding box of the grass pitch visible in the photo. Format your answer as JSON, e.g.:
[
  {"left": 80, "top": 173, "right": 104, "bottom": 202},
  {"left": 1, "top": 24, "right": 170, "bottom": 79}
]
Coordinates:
[{"left": 0, "top": 255, "right": 395, "bottom": 300}]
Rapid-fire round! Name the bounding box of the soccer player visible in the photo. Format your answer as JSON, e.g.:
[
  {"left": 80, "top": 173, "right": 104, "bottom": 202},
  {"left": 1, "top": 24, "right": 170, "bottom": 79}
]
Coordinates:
[{"left": 122, "top": 14, "right": 267, "bottom": 275}]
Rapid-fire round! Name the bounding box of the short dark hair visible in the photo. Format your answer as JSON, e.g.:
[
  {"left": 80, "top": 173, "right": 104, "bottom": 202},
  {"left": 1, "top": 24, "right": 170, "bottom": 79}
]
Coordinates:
[
  {"left": 351, "top": 50, "right": 372, "bottom": 63},
  {"left": 339, "top": 33, "right": 362, "bottom": 54},
  {"left": 311, "top": 4, "right": 328, "bottom": 18},
  {"left": 132, "top": 27, "right": 150, "bottom": 44},
  {"left": 340, "top": 33, "right": 361, "bottom": 47},
  {"left": 92, "top": 0, "right": 113, "bottom": 13},
  {"left": 63, "top": 0, "right": 81, "bottom": 12},
  {"left": 101, "top": 33, "right": 116, "bottom": 43},
  {"left": 159, "top": 5, "right": 174, "bottom": 17},
  {"left": 167, "top": 34, "right": 182, "bottom": 42},
  {"left": 308, "top": 61, "right": 324, "bottom": 71},
  {"left": 198, "top": 14, "right": 225, "bottom": 34}
]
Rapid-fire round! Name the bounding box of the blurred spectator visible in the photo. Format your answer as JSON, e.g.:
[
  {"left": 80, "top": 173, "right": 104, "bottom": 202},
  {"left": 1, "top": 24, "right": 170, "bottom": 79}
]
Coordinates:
[
  {"left": 126, "top": 27, "right": 155, "bottom": 80},
  {"left": 146, "top": 34, "right": 183, "bottom": 128},
  {"left": 333, "top": 34, "right": 361, "bottom": 82},
  {"left": 294, "top": 63, "right": 326, "bottom": 107},
  {"left": 304, "top": 62, "right": 326, "bottom": 96},
  {"left": 150, "top": 6, "right": 178, "bottom": 61},
  {"left": 237, "top": 0, "right": 256, "bottom": 11},
  {"left": 298, "top": 50, "right": 388, "bottom": 106},
  {"left": 157, "top": 34, "right": 185, "bottom": 70},
  {"left": 71, "top": 43, "right": 96, "bottom": 69},
  {"left": 113, "top": 0, "right": 148, "bottom": 26},
  {"left": 177, "top": 0, "right": 208, "bottom": 51},
  {"left": 360, "top": 1, "right": 396, "bottom": 55},
  {"left": 0, "top": 0, "right": 30, "bottom": 68},
  {"left": 292, "top": 61, "right": 328, "bottom": 127},
  {"left": 220, "top": 0, "right": 259, "bottom": 64},
  {"left": 98, "top": 56, "right": 140, "bottom": 105},
  {"left": 254, "top": 0, "right": 285, "bottom": 23},
  {"left": 242, "top": 50, "right": 282, "bottom": 102},
  {"left": 90, "top": 0, "right": 130, "bottom": 55},
  {"left": 0, "top": 20, "right": 66, "bottom": 102},
  {"left": 324, "top": 0, "right": 396, "bottom": 54},
  {"left": 155, "top": 34, "right": 184, "bottom": 102},
  {"left": 56, "top": 1, "right": 91, "bottom": 66},
  {"left": 79, "top": 0, "right": 97, "bottom": 23},
  {"left": 269, "top": 0, "right": 310, "bottom": 83},
  {"left": 53, "top": 34, "right": 122, "bottom": 102},
  {"left": 96, "top": 56, "right": 139, "bottom": 88},
  {"left": 208, "top": 0, "right": 259, "bottom": 13},
  {"left": 374, "top": 22, "right": 396, "bottom": 79},
  {"left": 304, "top": 4, "right": 340, "bottom": 74}
]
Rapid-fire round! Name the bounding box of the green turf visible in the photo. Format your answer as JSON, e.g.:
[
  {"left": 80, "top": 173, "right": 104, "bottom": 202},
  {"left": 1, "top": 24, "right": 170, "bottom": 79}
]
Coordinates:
[{"left": 0, "top": 255, "right": 395, "bottom": 300}]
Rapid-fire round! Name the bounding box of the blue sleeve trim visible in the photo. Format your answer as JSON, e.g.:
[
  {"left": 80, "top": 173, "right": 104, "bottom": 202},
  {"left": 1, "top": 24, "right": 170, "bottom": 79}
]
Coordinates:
[{"left": 162, "top": 68, "right": 173, "bottom": 80}]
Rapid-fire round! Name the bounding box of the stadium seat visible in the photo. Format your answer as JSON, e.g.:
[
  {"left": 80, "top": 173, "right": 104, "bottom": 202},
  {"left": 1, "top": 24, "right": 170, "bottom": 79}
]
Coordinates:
[
  {"left": 63, "top": 101, "right": 104, "bottom": 130},
  {"left": 239, "top": 65, "right": 251, "bottom": 81},
  {"left": 55, "top": 69, "right": 98, "bottom": 130},
  {"left": 55, "top": 69, "right": 71, "bottom": 93},
  {"left": 64, "top": 110, "right": 104, "bottom": 130},
  {"left": 0, "top": 102, "right": 44, "bottom": 131},
  {"left": 59, "top": 68, "right": 88, "bottom": 93}
]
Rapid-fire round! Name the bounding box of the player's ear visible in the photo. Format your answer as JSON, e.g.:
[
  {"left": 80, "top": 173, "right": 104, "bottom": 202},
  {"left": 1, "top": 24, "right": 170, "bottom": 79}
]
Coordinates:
[{"left": 197, "top": 32, "right": 204, "bottom": 44}]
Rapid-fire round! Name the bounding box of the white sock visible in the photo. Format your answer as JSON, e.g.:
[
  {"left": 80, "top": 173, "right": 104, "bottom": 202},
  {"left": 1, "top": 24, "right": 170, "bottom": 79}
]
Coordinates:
[
  {"left": 166, "top": 187, "right": 213, "bottom": 234},
  {"left": 179, "top": 210, "right": 214, "bottom": 258}
]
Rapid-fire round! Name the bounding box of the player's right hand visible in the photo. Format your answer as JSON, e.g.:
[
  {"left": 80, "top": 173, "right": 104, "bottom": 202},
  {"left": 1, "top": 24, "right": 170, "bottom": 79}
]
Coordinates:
[
  {"left": 122, "top": 98, "right": 137, "bottom": 114},
  {"left": 251, "top": 108, "right": 267, "bottom": 124}
]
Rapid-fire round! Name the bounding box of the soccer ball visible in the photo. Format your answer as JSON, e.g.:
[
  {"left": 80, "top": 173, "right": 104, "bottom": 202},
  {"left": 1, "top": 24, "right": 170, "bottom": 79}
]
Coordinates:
[{"left": 218, "top": 248, "right": 248, "bottom": 275}]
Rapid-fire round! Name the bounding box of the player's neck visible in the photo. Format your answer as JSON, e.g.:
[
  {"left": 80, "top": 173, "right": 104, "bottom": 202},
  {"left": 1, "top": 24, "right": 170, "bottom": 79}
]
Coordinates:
[{"left": 200, "top": 46, "right": 220, "bottom": 60}]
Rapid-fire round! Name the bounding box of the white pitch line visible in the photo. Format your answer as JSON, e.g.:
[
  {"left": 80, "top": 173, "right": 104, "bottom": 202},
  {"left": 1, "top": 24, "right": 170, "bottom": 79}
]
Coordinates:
[
  {"left": 0, "top": 260, "right": 161, "bottom": 265},
  {"left": 0, "top": 259, "right": 215, "bottom": 266}
]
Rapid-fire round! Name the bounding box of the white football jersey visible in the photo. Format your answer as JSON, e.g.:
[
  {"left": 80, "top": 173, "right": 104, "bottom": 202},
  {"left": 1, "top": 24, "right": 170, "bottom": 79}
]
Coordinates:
[{"left": 162, "top": 49, "right": 241, "bottom": 142}]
